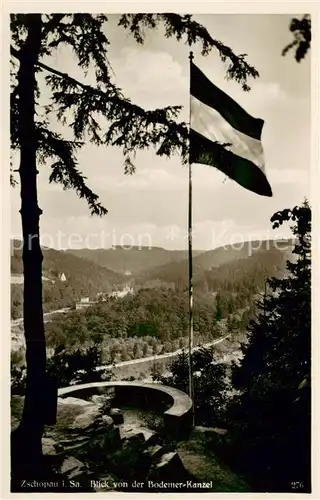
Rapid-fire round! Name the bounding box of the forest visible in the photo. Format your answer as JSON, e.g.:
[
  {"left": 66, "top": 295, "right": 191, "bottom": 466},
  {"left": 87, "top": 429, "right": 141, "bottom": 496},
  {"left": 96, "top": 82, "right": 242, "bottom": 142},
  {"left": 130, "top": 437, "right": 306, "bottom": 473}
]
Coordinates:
[
  {"left": 45, "top": 288, "right": 254, "bottom": 355},
  {"left": 137, "top": 242, "right": 292, "bottom": 291},
  {"left": 11, "top": 238, "right": 290, "bottom": 319},
  {"left": 153, "top": 202, "right": 311, "bottom": 492},
  {"left": 11, "top": 202, "right": 311, "bottom": 493},
  {"left": 11, "top": 239, "right": 288, "bottom": 382}
]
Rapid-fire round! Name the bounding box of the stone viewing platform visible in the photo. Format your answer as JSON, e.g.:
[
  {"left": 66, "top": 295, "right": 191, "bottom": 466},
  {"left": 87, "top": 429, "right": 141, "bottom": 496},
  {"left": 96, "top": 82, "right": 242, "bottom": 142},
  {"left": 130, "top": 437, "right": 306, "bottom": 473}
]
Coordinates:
[
  {"left": 11, "top": 383, "right": 242, "bottom": 492},
  {"left": 58, "top": 381, "right": 193, "bottom": 439}
]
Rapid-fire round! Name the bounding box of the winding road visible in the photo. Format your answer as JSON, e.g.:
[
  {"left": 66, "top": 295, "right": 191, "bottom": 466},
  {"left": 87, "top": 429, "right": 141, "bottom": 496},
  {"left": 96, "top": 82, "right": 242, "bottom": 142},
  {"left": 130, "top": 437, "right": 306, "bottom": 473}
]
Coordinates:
[
  {"left": 11, "top": 307, "right": 71, "bottom": 327},
  {"left": 92, "top": 334, "right": 232, "bottom": 373},
  {"left": 12, "top": 309, "right": 235, "bottom": 371}
]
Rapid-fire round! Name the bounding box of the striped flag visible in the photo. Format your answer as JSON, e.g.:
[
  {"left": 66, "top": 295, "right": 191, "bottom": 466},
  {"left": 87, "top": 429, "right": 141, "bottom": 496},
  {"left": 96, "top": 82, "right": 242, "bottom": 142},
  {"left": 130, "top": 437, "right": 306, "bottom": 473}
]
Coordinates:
[{"left": 190, "top": 62, "right": 272, "bottom": 197}]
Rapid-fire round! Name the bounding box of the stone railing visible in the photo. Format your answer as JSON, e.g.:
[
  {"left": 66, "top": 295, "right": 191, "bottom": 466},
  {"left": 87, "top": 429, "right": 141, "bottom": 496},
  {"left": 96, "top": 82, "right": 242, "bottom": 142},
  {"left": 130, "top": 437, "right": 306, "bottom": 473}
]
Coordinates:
[{"left": 58, "top": 381, "right": 193, "bottom": 439}]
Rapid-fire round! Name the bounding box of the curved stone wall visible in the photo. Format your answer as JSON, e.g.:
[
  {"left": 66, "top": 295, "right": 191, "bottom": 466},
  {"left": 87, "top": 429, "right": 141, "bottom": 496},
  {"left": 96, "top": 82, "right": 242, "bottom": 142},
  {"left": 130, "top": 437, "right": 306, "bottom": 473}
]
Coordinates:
[{"left": 58, "top": 381, "right": 193, "bottom": 438}]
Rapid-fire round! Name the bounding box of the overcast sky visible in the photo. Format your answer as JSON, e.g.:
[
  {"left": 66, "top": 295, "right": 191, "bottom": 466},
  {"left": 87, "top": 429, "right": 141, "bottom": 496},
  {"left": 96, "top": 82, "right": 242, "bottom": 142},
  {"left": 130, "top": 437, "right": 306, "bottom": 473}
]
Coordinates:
[{"left": 10, "top": 13, "right": 310, "bottom": 250}]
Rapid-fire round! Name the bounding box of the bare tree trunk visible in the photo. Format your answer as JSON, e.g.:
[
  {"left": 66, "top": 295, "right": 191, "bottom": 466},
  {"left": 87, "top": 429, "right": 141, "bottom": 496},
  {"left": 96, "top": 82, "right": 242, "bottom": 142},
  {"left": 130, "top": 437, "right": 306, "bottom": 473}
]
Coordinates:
[{"left": 11, "top": 14, "right": 46, "bottom": 480}]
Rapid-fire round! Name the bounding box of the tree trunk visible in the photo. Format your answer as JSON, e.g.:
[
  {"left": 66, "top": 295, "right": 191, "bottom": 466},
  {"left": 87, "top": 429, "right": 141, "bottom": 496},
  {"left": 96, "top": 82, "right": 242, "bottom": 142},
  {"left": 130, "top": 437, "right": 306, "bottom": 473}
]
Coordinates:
[{"left": 11, "top": 14, "right": 46, "bottom": 481}]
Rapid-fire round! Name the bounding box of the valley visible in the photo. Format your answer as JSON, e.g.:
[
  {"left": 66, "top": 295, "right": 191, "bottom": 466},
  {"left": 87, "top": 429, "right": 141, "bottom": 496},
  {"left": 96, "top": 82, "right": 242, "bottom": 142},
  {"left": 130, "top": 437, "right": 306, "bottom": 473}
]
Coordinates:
[{"left": 11, "top": 238, "right": 293, "bottom": 380}]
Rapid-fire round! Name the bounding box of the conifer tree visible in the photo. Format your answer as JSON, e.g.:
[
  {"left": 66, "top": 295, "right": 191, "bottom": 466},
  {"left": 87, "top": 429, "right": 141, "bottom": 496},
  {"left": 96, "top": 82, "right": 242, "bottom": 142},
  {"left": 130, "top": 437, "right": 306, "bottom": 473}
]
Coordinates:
[
  {"left": 229, "top": 201, "right": 311, "bottom": 492},
  {"left": 282, "top": 14, "right": 311, "bottom": 62},
  {"left": 10, "top": 13, "right": 258, "bottom": 477}
]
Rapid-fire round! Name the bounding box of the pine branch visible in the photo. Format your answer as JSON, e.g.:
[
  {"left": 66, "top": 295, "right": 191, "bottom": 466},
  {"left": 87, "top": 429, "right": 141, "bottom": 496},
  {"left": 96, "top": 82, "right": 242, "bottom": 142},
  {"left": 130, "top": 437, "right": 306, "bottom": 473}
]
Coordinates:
[
  {"left": 11, "top": 44, "right": 186, "bottom": 128},
  {"left": 11, "top": 45, "right": 189, "bottom": 167},
  {"left": 39, "top": 14, "right": 113, "bottom": 84},
  {"left": 36, "top": 126, "right": 107, "bottom": 216},
  {"left": 11, "top": 45, "right": 91, "bottom": 92},
  {"left": 11, "top": 11, "right": 258, "bottom": 169},
  {"left": 282, "top": 14, "right": 311, "bottom": 62},
  {"left": 11, "top": 14, "right": 260, "bottom": 204},
  {"left": 42, "top": 14, "right": 67, "bottom": 37},
  {"left": 118, "top": 13, "right": 259, "bottom": 91}
]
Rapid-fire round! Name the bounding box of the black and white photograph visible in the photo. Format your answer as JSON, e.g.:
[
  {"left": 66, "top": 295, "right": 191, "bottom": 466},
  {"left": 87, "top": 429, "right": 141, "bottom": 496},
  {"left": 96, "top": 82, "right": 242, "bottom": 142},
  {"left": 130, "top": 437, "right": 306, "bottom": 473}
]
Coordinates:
[{"left": 6, "top": 8, "right": 314, "bottom": 495}]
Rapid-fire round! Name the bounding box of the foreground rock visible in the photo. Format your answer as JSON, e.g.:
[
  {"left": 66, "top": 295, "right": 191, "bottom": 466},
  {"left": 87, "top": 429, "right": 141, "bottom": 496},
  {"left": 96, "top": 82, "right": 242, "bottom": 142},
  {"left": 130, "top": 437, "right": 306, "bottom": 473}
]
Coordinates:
[
  {"left": 109, "top": 408, "right": 124, "bottom": 424},
  {"left": 148, "top": 452, "right": 190, "bottom": 482},
  {"left": 61, "top": 456, "right": 85, "bottom": 476},
  {"left": 144, "top": 444, "right": 164, "bottom": 461},
  {"left": 42, "top": 437, "right": 60, "bottom": 455},
  {"left": 12, "top": 393, "right": 194, "bottom": 491},
  {"left": 58, "top": 397, "right": 93, "bottom": 406},
  {"left": 91, "top": 394, "right": 112, "bottom": 412},
  {"left": 100, "top": 415, "right": 114, "bottom": 427},
  {"left": 119, "top": 424, "right": 160, "bottom": 446},
  {"left": 70, "top": 404, "right": 101, "bottom": 430}
]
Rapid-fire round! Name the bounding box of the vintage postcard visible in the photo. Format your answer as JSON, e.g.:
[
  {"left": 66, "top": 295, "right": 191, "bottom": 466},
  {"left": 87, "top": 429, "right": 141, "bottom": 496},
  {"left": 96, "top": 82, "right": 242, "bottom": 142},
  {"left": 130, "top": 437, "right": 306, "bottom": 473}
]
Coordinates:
[{"left": 2, "top": 2, "right": 318, "bottom": 498}]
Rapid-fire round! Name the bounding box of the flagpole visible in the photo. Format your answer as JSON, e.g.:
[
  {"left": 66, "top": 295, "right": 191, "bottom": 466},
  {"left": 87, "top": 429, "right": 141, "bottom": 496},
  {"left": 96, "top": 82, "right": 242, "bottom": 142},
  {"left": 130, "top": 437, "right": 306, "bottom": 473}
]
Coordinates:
[{"left": 188, "top": 51, "right": 194, "bottom": 426}]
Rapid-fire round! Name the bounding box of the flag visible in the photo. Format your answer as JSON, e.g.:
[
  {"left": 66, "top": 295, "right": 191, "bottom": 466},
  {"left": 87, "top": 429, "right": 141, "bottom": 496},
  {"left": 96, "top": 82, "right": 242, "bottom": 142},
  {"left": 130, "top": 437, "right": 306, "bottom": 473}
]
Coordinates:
[{"left": 190, "top": 62, "right": 272, "bottom": 197}]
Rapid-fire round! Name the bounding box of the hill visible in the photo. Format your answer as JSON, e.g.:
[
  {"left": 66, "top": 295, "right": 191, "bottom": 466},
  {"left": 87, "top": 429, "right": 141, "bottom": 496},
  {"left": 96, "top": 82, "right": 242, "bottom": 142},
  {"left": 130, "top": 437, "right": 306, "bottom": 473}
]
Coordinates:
[
  {"left": 65, "top": 246, "right": 204, "bottom": 274},
  {"left": 11, "top": 240, "right": 125, "bottom": 318},
  {"left": 11, "top": 240, "right": 123, "bottom": 283},
  {"left": 11, "top": 239, "right": 294, "bottom": 319},
  {"left": 191, "top": 239, "right": 293, "bottom": 270},
  {"left": 134, "top": 240, "right": 294, "bottom": 290},
  {"left": 42, "top": 240, "right": 294, "bottom": 356}
]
